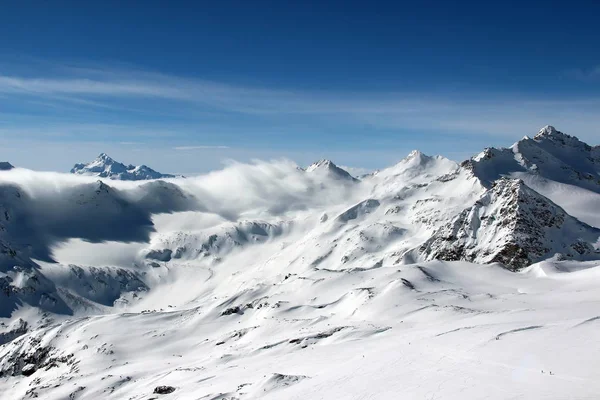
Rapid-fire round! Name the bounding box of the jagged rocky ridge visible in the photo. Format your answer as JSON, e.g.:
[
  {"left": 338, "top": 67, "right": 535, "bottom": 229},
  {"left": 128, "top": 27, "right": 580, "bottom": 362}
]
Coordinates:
[
  {"left": 71, "top": 153, "right": 175, "bottom": 180},
  {"left": 419, "top": 177, "right": 600, "bottom": 270}
]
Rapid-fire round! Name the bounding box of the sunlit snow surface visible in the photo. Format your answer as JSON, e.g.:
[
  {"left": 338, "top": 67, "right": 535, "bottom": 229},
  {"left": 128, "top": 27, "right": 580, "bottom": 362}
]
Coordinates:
[
  {"left": 3, "top": 258, "right": 600, "bottom": 399},
  {"left": 0, "top": 127, "right": 599, "bottom": 399}
]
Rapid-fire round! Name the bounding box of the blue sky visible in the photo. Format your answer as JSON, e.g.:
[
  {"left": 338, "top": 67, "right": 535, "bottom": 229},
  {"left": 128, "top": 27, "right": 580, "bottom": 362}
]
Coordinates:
[{"left": 1, "top": 1, "right": 599, "bottom": 174}]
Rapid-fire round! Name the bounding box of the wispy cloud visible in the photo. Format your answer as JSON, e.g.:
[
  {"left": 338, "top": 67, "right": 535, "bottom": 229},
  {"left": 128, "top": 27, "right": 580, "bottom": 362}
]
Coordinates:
[
  {"left": 173, "top": 145, "right": 231, "bottom": 150},
  {"left": 1, "top": 62, "right": 600, "bottom": 148},
  {"left": 0, "top": 75, "right": 185, "bottom": 98}
]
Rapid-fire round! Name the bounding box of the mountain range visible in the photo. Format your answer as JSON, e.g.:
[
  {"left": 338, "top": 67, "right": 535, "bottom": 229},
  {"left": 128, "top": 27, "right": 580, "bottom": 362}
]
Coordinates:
[
  {"left": 0, "top": 126, "right": 599, "bottom": 399},
  {"left": 70, "top": 153, "right": 175, "bottom": 180}
]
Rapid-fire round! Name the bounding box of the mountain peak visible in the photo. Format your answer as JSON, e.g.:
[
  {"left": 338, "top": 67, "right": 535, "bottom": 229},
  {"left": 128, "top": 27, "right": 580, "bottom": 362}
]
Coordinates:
[
  {"left": 421, "top": 177, "right": 600, "bottom": 270},
  {"left": 0, "top": 162, "right": 14, "bottom": 171},
  {"left": 531, "top": 125, "right": 588, "bottom": 151},
  {"left": 532, "top": 125, "right": 582, "bottom": 143},
  {"left": 97, "top": 152, "right": 113, "bottom": 160},
  {"left": 536, "top": 125, "right": 559, "bottom": 137},
  {"left": 407, "top": 149, "right": 424, "bottom": 158},
  {"left": 71, "top": 154, "right": 175, "bottom": 180},
  {"left": 94, "top": 153, "right": 117, "bottom": 164},
  {"left": 463, "top": 126, "right": 600, "bottom": 193},
  {"left": 306, "top": 159, "right": 335, "bottom": 172},
  {"left": 400, "top": 150, "right": 437, "bottom": 167},
  {"left": 306, "top": 159, "right": 358, "bottom": 182}
]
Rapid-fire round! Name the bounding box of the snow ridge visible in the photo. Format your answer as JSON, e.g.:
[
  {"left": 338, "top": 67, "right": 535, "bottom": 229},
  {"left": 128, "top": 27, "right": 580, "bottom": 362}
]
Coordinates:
[{"left": 462, "top": 125, "right": 600, "bottom": 192}]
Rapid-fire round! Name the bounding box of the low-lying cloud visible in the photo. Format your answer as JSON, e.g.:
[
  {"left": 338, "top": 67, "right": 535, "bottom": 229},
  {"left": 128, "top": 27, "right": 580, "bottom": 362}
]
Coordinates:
[{"left": 0, "top": 160, "right": 363, "bottom": 272}]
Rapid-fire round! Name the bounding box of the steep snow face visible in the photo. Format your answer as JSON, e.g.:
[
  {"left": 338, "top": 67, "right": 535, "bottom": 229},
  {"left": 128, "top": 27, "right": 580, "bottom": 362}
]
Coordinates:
[
  {"left": 420, "top": 178, "right": 600, "bottom": 270},
  {"left": 71, "top": 153, "right": 175, "bottom": 180},
  {"left": 464, "top": 125, "right": 600, "bottom": 193},
  {"left": 305, "top": 159, "right": 358, "bottom": 182}
]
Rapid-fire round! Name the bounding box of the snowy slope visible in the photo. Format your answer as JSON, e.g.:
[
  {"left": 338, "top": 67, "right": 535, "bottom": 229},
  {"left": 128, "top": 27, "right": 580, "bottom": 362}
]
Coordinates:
[
  {"left": 0, "top": 126, "right": 600, "bottom": 399},
  {"left": 2, "top": 259, "right": 600, "bottom": 399},
  {"left": 71, "top": 153, "right": 175, "bottom": 180}
]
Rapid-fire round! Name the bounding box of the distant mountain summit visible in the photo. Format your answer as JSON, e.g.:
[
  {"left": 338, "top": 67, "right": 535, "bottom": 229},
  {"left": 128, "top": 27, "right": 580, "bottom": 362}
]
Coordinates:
[
  {"left": 305, "top": 159, "right": 359, "bottom": 182},
  {"left": 462, "top": 125, "right": 600, "bottom": 192},
  {"left": 70, "top": 153, "right": 175, "bottom": 180},
  {"left": 0, "top": 162, "right": 14, "bottom": 171}
]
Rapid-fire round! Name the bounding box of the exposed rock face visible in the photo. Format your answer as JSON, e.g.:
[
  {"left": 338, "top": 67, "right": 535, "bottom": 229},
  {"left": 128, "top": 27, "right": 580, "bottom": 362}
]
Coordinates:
[
  {"left": 0, "top": 319, "right": 27, "bottom": 346},
  {"left": 153, "top": 385, "right": 176, "bottom": 394},
  {"left": 0, "top": 334, "right": 76, "bottom": 378},
  {"left": 71, "top": 153, "right": 175, "bottom": 180},
  {"left": 420, "top": 178, "right": 600, "bottom": 270}
]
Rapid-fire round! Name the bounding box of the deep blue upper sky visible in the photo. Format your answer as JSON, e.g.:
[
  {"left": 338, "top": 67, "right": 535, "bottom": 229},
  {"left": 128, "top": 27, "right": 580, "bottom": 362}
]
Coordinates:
[{"left": 0, "top": 1, "right": 599, "bottom": 173}]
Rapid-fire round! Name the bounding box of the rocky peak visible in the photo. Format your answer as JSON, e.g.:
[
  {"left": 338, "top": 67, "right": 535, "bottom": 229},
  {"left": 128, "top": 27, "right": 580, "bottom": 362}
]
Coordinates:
[
  {"left": 403, "top": 150, "right": 432, "bottom": 165},
  {"left": 419, "top": 178, "right": 600, "bottom": 270},
  {"left": 97, "top": 153, "right": 112, "bottom": 161},
  {"left": 306, "top": 160, "right": 358, "bottom": 182},
  {"left": 535, "top": 125, "right": 559, "bottom": 138},
  {"left": 0, "top": 162, "right": 14, "bottom": 171},
  {"left": 407, "top": 149, "right": 424, "bottom": 159},
  {"left": 461, "top": 126, "right": 600, "bottom": 192},
  {"left": 532, "top": 125, "right": 586, "bottom": 148},
  {"left": 306, "top": 159, "right": 335, "bottom": 172},
  {"left": 71, "top": 154, "right": 174, "bottom": 181}
]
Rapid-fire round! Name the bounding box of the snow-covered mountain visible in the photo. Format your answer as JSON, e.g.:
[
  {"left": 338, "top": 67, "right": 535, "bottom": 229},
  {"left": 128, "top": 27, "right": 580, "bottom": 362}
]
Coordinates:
[
  {"left": 70, "top": 153, "right": 175, "bottom": 180},
  {"left": 463, "top": 125, "right": 600, "bottom": 192},
  {"left": 1, "top": 126, "right": 600, "bottom": 399},
  {"left": 305, "top": 159, "right": 359, "bottom": 182},
  {"left": 419, "top": 177, "right": 600, "bottom": 270}
]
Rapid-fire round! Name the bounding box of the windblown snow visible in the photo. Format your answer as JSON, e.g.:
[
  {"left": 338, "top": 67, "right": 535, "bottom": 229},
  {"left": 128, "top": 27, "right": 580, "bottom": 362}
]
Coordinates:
[{"left": 1, "top": 126, "right": 599, "bottom": 399}]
